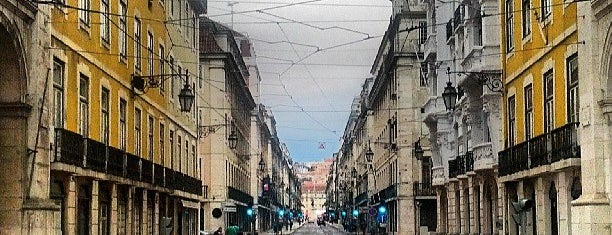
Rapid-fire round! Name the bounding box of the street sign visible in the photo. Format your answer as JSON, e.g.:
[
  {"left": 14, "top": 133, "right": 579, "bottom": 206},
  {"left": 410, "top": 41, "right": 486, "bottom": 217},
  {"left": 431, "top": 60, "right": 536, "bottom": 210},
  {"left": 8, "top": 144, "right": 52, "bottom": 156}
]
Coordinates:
[
  {"left": 223, "top": 206, "right": 237, "bottom": 212},
  {"left": 368, "top": 207, "right": 377, "bottom": 216}
]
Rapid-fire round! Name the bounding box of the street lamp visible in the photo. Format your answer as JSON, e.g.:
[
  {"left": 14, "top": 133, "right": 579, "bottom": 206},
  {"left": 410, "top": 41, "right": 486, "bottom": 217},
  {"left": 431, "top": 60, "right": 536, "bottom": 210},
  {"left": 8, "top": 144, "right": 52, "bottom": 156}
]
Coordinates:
[
  {"left": 442, "top": 81, "right": 458, "bottom": 111},
  {"left": 131, "top": 70, "right": 195, "bottom": 112},
  {"left": 178, "top": 82, "right": 195, "bottom": 112},
  {"left": 258, "top": 156, "right": 266, "bottom": 173},
  {"left": 365, "top": 141, "right": 374, "bottom": 163},
  {"left": 413, "top": 139, "right": 424, "bottom": 160},
  {"left": 228, "top": 130, "right": 238, "bottom": 149}
]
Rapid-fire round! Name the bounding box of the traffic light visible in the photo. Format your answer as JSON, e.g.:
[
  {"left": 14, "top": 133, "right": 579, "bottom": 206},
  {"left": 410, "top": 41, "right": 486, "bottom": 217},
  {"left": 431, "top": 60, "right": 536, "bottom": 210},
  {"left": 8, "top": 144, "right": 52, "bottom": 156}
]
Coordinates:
[
  {"left": 378, "top": 205, "right": 387, "bottom": 215},
  {"left": 341, "top": 211, "right": 347, "bottom": 217},
  {"left": 160, "top": 216, "right": 173, "bottom": 235},
  {"left": 247, "top": 208, "right": 254, "bottom": 217},
  {"left": 512, "top": 198, "right": 534, "bottom": 225},
  {"left": 352, "top": 209, "right": 359, "bottom": 217},
  {"left": 278, "top": 209, "right": 285, "bottom": 216}
]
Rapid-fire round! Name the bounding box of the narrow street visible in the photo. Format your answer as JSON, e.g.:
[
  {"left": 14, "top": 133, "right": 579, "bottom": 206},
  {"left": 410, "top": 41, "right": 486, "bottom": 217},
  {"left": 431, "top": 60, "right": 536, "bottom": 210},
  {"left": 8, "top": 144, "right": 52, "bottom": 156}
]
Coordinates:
[{"left": 291, "top": 223, "right": 347, "bottom": 235}]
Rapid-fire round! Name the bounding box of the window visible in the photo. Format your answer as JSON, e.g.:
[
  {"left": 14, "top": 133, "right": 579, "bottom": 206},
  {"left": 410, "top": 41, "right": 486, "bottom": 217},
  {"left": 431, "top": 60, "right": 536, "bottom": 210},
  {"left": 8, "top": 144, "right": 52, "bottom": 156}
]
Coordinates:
[
  {"left": 170, "top": 130, "right": 175, "bottom": 169},
  {"left": 170, "top": 0, "right": 174, "bottom": 16},
  {"left": 192, "top": 145, "right": 196, "bottom": 176},
  {"left": 135, "top": 108, "right": 142, "bottom": 155},
  {"left": 148, "top": 116, "right": 154, "bottom": 160},
  {"left": 169, "top": 57, "right": 175, "bottom": 96},
  {"left": 134, "top": 17, "right": 142, "bottom": 71},
  {"left": 505, "top": 0, "right": 514, "bottom": 52},
  {"left": 419, "top": 21, "right": 427, "bottom": 44},
  {"left": 147, "top": 32, "right": 154, "bottom": 76},
  {"left": 77, "top": 185, "right": 91, "bottom": 235},
  {"left": 541, "top": 0, "right": 551, "bottom": 19},
  {"left": 79, "top": 0, "right": 91, "bottom": 26},
  {"left": 119, "top": 1, "right": 127, "bottom": 59},
  {"left": 186, "top": 139, "right": 189, "bottom": 175},
  {"left": 178, "top": 135, "right": 182, "bottom": 171},
  {"left": 522, "top": 0, "right": 531, "bottom": 37},
  {"left": 101, "top": 88, "right": 110, "bottom": 145},
  {"left": 159, "top": 45, "right": 165, "bottom": 92},
  {"left": 567, "top": 54, "right": 579, "bottom": 123},
  {"left": 420, "top": 62, "right": 428, "bottom": 87},
  {"left": 544, "top": 70, "right": 554, "bottom": 133},
  {"left": 176, "top": 65, "right": 182, "bottom": 97},
  {"left": 120, "top": 99, "right": 127, "bottom": 150},
  {"left": 53, "top": 59, "right": 65, "bottom": 128},
  {"left": 79, "top": 74, "right": 89, "bottom": 137},
  {"left": 474, "top": 8, "right": 483, "bottom": 46},
  {"left": 524, "top": 85, "right": 533, "bottom": 140},
  {"left": 101, "top": 0, "right": 110, "bottom": 43},
  {"left": 508, "top": 96, "right": 516, "bottom": 146},
  {"left": 160, "top": 124, "right": 165, "bottom": 165}
]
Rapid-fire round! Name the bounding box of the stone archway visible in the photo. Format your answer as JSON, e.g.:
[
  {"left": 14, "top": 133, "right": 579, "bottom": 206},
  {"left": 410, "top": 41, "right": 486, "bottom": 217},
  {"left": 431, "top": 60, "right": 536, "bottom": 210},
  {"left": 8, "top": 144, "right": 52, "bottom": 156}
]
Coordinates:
[{"left": 0, "top": 19, "right": 29, "bottom": 233}]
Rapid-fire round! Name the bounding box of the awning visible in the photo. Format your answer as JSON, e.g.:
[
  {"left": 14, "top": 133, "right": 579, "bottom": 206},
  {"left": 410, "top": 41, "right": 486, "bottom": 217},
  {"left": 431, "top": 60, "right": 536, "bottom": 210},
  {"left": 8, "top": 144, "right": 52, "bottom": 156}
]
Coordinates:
[{"left": 181, "top": 199, "right": 200, "bottom": 209}]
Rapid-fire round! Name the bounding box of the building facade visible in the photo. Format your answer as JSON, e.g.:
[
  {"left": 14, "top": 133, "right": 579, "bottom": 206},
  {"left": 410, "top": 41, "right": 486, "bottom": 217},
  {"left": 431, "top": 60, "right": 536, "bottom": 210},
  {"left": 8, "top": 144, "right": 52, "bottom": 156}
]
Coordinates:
[
  {"left": 49, "top": 0, "right": 205, "bottom": 235},
  {"left": 0, "top": 1, "right": 55, "bottom": 234}
]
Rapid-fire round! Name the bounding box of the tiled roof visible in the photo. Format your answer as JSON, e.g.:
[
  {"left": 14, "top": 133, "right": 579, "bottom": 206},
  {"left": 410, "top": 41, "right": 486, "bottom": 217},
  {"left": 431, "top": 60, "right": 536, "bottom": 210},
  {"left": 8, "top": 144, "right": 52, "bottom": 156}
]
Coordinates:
[{"left": 199, "top": 30, "right": 222, "bottom": 53}]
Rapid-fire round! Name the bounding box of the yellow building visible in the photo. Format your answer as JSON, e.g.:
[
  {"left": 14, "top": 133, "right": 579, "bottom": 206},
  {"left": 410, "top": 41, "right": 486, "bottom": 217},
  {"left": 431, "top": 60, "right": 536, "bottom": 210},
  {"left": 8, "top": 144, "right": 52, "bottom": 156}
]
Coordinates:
[
  {"left": 499, "top": 0, "right": 582, "bottom": 233},
  {"left": 49, "top": 0, "right": 205, "bottom": 234}
]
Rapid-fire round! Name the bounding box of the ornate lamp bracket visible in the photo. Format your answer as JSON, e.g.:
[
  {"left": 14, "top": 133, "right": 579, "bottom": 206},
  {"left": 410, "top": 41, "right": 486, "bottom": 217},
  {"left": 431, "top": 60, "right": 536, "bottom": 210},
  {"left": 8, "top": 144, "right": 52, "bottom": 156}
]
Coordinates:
[{"left": 446, "top": 68, "right": 503, "bottom": 92}]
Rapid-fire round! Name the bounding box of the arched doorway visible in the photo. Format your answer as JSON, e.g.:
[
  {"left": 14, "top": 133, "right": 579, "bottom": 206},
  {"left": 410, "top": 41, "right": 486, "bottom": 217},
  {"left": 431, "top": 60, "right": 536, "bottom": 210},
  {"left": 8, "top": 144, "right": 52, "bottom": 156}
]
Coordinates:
[{"left": 0, "top": 19, "right": 28, "bottom": 233}]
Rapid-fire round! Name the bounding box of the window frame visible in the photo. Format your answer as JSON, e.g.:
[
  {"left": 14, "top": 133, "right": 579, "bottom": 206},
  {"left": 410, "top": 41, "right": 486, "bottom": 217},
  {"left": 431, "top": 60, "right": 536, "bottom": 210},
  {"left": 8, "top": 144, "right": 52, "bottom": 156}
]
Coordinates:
[
  {"left": 79, "top": 0, "right": 91, "bottom": 27},
  {"left": 544, "top": 70, "right": 554, "bottom": 133},
  {"left": 505, "top": 0, "right": 514, "bottom": 52},
  {"left": 134, "top": 17, "right": 142, "bottom": 72},
  {"left": 507, "top": 95, "right": 516, "bottom": 147},
  {"left": 135, "top": 108, "right": 142, "bottom": 156},
  {"left": 522, "top": 0, "right": 531, "bottom": 38},
  {"left": 524, "top": 84, "right": 534, "bottom": 140},
  {"left": 100, "top": 0, "right": 110, "bottom": 44},
  {"left": 119, "top": 99, "right": 127, "bottom": 150},
  {"left": 53, "top": 58, "right": 65, "bottom": 128},
  {"left": 119, "top": 0, "right": 128, "bottom": 60},
  {"left": 79, "top": 74, "right": 90, "bottom": 137},
  {"left": 101, "top": 87, "right": 110, "bottom": 145},
  {"left": 567, "top": 54, "right": 579, "bottom": 123}
]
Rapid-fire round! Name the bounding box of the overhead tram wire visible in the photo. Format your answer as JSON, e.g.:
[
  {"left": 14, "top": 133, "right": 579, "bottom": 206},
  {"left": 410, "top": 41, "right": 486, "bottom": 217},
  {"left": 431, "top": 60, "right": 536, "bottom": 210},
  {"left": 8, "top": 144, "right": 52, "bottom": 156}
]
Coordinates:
[{"left": 208, "top": 1, "right": 391, "bottom": 8}]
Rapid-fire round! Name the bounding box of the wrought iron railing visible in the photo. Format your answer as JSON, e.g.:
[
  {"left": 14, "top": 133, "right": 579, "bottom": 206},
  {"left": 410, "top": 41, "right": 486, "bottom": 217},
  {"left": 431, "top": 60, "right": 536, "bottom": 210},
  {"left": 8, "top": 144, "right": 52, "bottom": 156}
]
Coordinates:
[
  {"left": 446, "top": 20, "right": 453, "bottom": 41},
  {"left": 165, "top": 169, "right": 176, "bottom": 190},
  {"left": 498, "top": 123, "right": 581, "bottom": 176},
  {"left": 107, "top": 146, "right": 125, "bottom": 177},
  {"left": 141, "top": 158, "right": 153, "bottom": 184},
  {"left": 126, "top": 153, "right": 141, "bottom": 181},
  {"left": 414, "top": 182, "right": 436, "bottom": 196},
  {"left": 85, "top": 138, "right": 107, "bottom": 172},
  {"left": 228, "top": 186, "right": 254, "bottom": 205},
  {"left": 153, "top": 163, "right": 164, "bottom": 186},
  {"left": 54, "top": 128, "right": 85, "bottom": 167}
]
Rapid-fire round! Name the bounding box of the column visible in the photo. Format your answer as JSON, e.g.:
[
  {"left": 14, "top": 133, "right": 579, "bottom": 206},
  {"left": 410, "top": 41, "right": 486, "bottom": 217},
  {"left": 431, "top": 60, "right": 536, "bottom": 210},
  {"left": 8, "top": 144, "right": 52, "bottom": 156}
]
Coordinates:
[
  {"left": 67, "top": 176, "right": 77, "bottom": 235},
  {"left": 91, "top": 180, "right": 99, "bottom": 235},
  {"left": 127, "top": 187, "right": 133, "bottom": 235},
  {"left": 154, "top": 192, "right": 159, "bottom": 235},
  {"left": 110, "top": 184, "right": 117, "bottom": 235},
  {"left": 535, "top": 177, "right": 546, "bottom": 235},
  {"left": 142, "top": 190, "right": 149, "bottom": 235}
]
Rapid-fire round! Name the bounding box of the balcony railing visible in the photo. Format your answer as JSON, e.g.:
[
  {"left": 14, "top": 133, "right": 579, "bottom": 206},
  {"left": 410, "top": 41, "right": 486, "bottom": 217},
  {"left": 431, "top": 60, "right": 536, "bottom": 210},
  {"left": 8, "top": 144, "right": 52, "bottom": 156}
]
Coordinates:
[
  {"left": 153, "top": 163, "right": 164, "bottom": 186},
  {"left": 54, "top": 128, "right": 85, "bottom": 167},
  {"left": 449, "top": 152, "right": 474, "bottom": 178},
  {"left": 228, "top": 186, "right": 254, "bottom": 205},
  {"left": 498, "top": 122, "right": 581, "bottom": 176},
  {"left": 414, "top": 182, "right": 436, "bottom": 197},
  {"left": 53, "top": 128, "right": 203, "bottom": 196},
  {"left": 107, "top": 146, "right": 125, "bottom": 177},
  {"left": 85, "top": 138, "right": 107, "bottom": 172},
  {"left": 141, "top": 158, "right": 153, "bottom": 184},
  {"left": 126, "top": 153, "right": 141, "bottom": 181},
  {"left": 446, "top": 20, "right": 454, "bottom": 42}
]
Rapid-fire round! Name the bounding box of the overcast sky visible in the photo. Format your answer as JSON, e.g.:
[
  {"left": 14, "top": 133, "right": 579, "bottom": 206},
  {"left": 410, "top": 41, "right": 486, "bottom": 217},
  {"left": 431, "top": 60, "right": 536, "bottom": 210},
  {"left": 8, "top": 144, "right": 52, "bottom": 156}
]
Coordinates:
[{"left": 206, "top": 0, "right": 392, "bottom": 163}]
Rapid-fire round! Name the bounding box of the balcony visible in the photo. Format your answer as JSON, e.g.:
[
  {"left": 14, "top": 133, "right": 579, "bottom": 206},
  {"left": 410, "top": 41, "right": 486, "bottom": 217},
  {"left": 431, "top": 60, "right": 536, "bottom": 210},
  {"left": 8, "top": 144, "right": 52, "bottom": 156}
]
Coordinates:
[
  {"left": 85, "top": 138, "right": 107, "bottom": 172},
  {"left": 126, "top": 153, "right": 141, "bottom": 181},
  {"left": 153, "top": 163, "right": 164, "bottom": 186},
  {"left": 473, "top": 142, "right": 496, "bottom": 170},
  {"left": 453, "top": 6, "right": 465, "bottom": 32},
  {"left": 54, "top": 128, "right": 85, "bottom": 167},
  {"left": 498, "top": 123, "right": 580, "bottom": 177},
  {"left": 449, "top": 152, "right": 474, "bottom": 178},
  {"left": 414, "top": 182, "right": 436, "bottom": 197},
  {"left": 107, "top": 146, "right": 125, "bottom": 177},
  {"left": 423, "top": 33, "right": 437, "bottom": 61},
  {"left": 228, "top": 186, "right": 254, "bottom": 205},
  {"left": 52, "top": 128, "right": 203, "bottom": 195},
  {"left": 141, "top": 158, "right": 154, "bottom": 184},
  {"left": 432, "top": 166, "right": 445, "bottom": 186},
  {"left": 446, "top": 20, "right": 454, "bottom": 44}
]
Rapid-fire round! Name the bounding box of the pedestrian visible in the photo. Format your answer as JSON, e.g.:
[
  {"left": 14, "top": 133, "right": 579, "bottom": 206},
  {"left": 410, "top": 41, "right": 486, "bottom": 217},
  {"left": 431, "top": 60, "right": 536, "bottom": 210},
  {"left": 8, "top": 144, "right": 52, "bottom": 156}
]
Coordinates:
[
  {"left": 289, "top": 220, "right": 293, "bottom": 230},
  {"left": 213, "top": 227, "right": 223, "bottom": 235}
]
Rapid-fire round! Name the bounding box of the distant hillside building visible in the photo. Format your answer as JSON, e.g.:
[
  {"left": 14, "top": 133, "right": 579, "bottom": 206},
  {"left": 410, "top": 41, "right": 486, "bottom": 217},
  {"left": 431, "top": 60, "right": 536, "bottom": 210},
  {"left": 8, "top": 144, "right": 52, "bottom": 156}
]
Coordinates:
[{"left": 299, "top": 159, "right": 333, "bottom": 219}]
